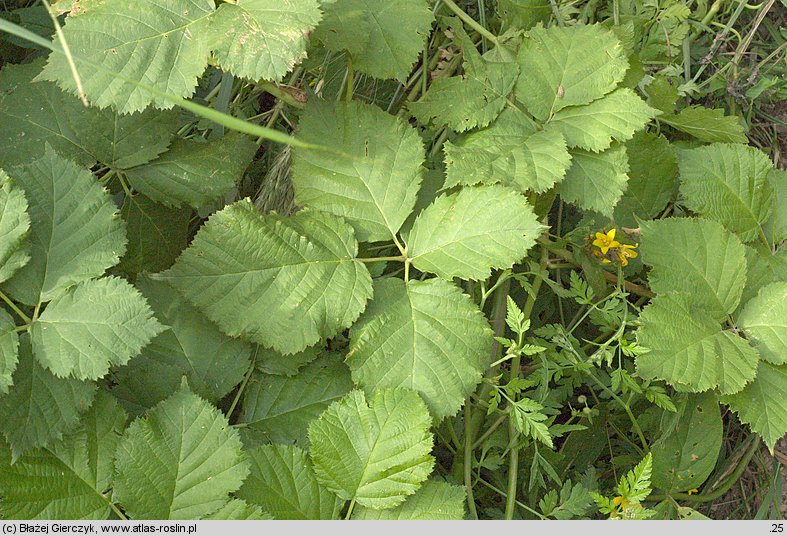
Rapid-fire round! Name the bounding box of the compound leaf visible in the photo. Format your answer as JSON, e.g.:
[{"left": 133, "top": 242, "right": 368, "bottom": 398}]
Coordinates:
[
  {"left": 407, "top": 185, "right": 545, "bottom": 280},
  {"left": 40, "top": 0, "right": 217, "bottom": 113},
  {"left": 738, "top": 282, "right": 786, "bottom": 365},
  {"left": 678, "top": 143, "right": 774, "bottom": 243},
  {"left": 240, "top": 353, "right": 352, "bottom": 447},
  {"left": 114, "top": 384, "right": 250, "bottom": 519},
  {"left": 0, "top": 310, "right": 18, "bottom": 394},
  {"left": 110, "top": 276, "right": 251, "bottom": 414},
  {"left": 292, "top": 100, "right": 424, "bottom": 242},
  {"left": 155, "top": 201, "right": 372, "bottom": 354},
  {"left": 3, "top": 147, "right": 126, "bottom": 306},
  {"left": 637, "top": 293, "right": 758, "bottom": 395},
  {"left": 661, "top": 107, "right": 747, "bottom": 143},
  {"left": 237, "top": 444, "right": 344, "bottom": 520},
  {"left": 514, "top": 24, "right": 627, "bottom": 121},
  {"left": 722, "top": 361, "right": 787, "bottom": 453},
  {"left": 640, "top": 218, "right": 747, "bottom": 320},
  {"left": 314, "top": 0, "right": 434, "bottom": 81},
  {"left": 308, "top": 388, "right": 434, "bottom": 509},
  {"left": 125, "top": 133, "right": 258, "bottom": 209},
  {"left": 0, "top": 336, "right": 96, "bottom": 460},
  {"left": 0, "top": 392, "right": 126, "bottom": 520},
  {"left": 353, "top": 479, "right": 466, "bottom": 520},
  {"left": 210, "top": 0, "right": 322, "bottom": 82},
  {"left": 557, "top": 144, "right": 629, "bottom": 217},
  {"left": 547, "top": 88, "right": 658, "bottom": 152},
  {"left": 348, "top": 278, "right": 492, "bottom": 419},
  {"left": 0, "top": 170, "right": 30, "bottom": 285},
  {"left": 30, "top": 277, "right": 164, "bottom": 381}
]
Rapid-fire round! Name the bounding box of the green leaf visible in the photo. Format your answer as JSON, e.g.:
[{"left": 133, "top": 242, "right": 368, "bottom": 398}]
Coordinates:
[
  {"left": 637, "top": 293, "right": 758, "bottom": 394},
  {"left": 353, "top": 479, "right": 465, "bottom": 519},
  {"left": 0, "top": 62, "right": 178, "bottom": 169},
  {"left": 613, "top": 132, "right": 677, "bottom": 227},
  {"left": 3, "top": 147, "right": 126, "bottom": 306},
  {"left": 409, "top": 22, "right": 518, "bottom": 132},
  {"left": 678, "top": 143, "right": 774, "bottom": 243},
  {"left": 40, "top": 0, "right": 217, "bottom": 113},
  {"left": 444, "top": 108, "right": 572, "bottom": 193},
  {"left": 547, "top": 88, "right": 658, "bottom": 152},
  {"left": 314, "top": 0, "right": 434, "bottom": 81},
  {"left": 240, "top": 352, "right": 352, "bottom": 447},
  {"left": 661, "top": 107, "right": 747, "bottom": 143},
  {"left": 348, "top": 278, "right": 492, "bottom": 419},
  {"left": 722, "top": 361, "right": 787, "bottom": 453},
  {"left": 291, "top": 100, "right": 424, "bottom": 242},
  {"left": 557, "top": 144, "right": 629, "bottom": 217},
  {"left": 256, "top": 345, "right": 319, "bottom": 377},
  {"left": 308, "top": 388, "right": 434, "bottom": 509},
  {"left": 0, "top": 392, "right": 126, "bottom": 520},
  {"left": 30, "top": 277, "right": 164, "bottom": 381},
  {"left": 237, "top": 444, "right": 344, "bottom": 520},
  {"left": 640, "top": 218, "right": 747, "bottom": 319},
  {"left": 113, "top": 383, "right": 250, "bottom": 519},
  {"left": 739, "top": 247, "right": 787, "bottom": 311},
  {"left": 651, "top": 393, "right": 722, "bottom": 493},
  {"left": 209, "top": 0, "right": 322, "bottom": 82},
  {"left": 407, "top": 185, "right": 545, "bottom": 280},
  {"left": 155, "top": 200, "right": 372, "bottom": 354},
  {"left": 203, "top": 500, "right": 272, "bottom": 520},
  {"left": 514, "top": 24, "right": 628, "bottom": 121},
  {"left": 0, "top": 169, "right": 30, "bottom": 285},
  {"left": 498, "top": 0, "right": 550, "bottom": 30},
  {"left": 0, "top": 309, "right": 19, "bottom": 394},
  {"left": 764, "top": 169, "right": 786, "bottom": 244},
  {"left": 0, "top": 336, "right": 96, "bottom": 459},
  {"left": 738, "top": 282, "right": 786, "bottom": 365},
  {"left": 109, "top": 276, "right": 251, "bottom": 414},
  {"left": 117, "top": 195, "right": 191, "bottom": 277},
  {"left": 125, "top": 133, "right": 258, "bottom": 209}
]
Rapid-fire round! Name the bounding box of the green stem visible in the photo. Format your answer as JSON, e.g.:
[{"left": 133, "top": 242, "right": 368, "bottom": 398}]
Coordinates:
[
  {"left": 584, "top": 368, "right": 649, "bottom": 451},
  {"left": 227, "top": 347, "right": 258, "bottom": 421},
  {"left": 464, "top": 402, "right": 479, "bottom": 519},
  {"left": 345, "top": 55, "right": 354, "bottom": 102},
  {"left": 344, "top": 498, "right": 356, "bottom": 520},
  {"left": 357, "top": 256, "right": 407, "bottom": 263},
  {"left": 0, "top": 290, "right": 30, "bottom": 324},
  {"left": 440, "top": 0, "right": 499, "bottom": 45}
]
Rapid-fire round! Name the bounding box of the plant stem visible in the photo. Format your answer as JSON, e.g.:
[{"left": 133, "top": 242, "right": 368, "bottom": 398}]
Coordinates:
[
  {"left": 584, "top": 368, "right": 649, "bottom": 451},
  {"left": 440, "top": 0, "right": 499, "bottom": 45},
  {"left": 0, "top": 290, "right": 30, "bottom": 324},
  {"left": 357, "top": 256, "right": 406, "bottom": 263},
  {"left": 345, "top": 55, "right": 354, "bottom": 102},
  {"left": 344, "top": 498, "right": 356, "bottom": 520},
  {"left": 464, "top": 402, "right": 479, "bottom": 519}
]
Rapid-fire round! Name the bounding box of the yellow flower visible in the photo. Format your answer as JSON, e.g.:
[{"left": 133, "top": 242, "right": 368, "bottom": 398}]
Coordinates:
[
  {"left": 616, "top": 243, "right": 639, "bottom": 266},
  {"left": 592, "top": 229, "right": 621, "bottom": 254},
  {"left": 687, "top": 488, "right": 699, "bottom": 495}
]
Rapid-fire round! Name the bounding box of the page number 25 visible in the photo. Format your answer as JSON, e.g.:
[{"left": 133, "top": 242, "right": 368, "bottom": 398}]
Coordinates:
[{"left": 772, "top": 524, "right": 784, "bottom": 533}]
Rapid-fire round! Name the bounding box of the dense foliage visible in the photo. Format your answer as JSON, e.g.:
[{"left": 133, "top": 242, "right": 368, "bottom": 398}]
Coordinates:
[{"left": 0, "top": 0, "right": 784, "bottom": 521}]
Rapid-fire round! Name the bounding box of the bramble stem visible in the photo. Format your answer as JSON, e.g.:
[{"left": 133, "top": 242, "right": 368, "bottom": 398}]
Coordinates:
[{"left": 441, "top": 0, "right": 499, "bottom": 45}]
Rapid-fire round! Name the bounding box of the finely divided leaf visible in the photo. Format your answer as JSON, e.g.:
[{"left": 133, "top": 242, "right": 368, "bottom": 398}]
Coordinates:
[
  {"left": 515, "top": 24, "right": 627, "bottom": 121},
  {"left": 738, "top": 282, "right": 786, "bottom": 365},
  {"left": 678, "top": 143, "right": 774, "bottom": 243},
  {"left": 407, "top": 185, "right": 545, "bottom": 280},
  {"left": 0, "top": 62, "right": 178, "bottom": 169},
  {"left": 109, "top": 276, "right": 251, "bottom": 414},
  {"left": 210, "top": 0, "right": 322, "bottom": 82},
  {"left": 237, "top": 444, "right": 344, "bottom": 520},
  {"left": 547, "top": 88, "right": 658, "bottom": 152},
  {"left": 637, "top": 293, "right": 758, "bottom": 395},
  {"left": 308, "top": 389, "right": 434, "bottom": 509},
  {"left": 0, "top": 170, "right": 30, "bottom": 285},
  {"left": 0, "top": 310, "right": 18, "bottom": 394},
  {"left": 557, "top": 144, "right": 629, "bottom": 217},
  {"left": 348, "top": 278, "right": 492, "bottom": 419},
  {"left": 125, "top": 134, "right": 258, "bottom": 209},
  {"left": 114, "top": 384, "right": 250, "bottom": 519},
  {"left": 314, "top": 0, "right": 434, "bottom": 81},
  {"left": 3, "top": 147, "right": 126, "bottom": 306},
  {"left": 722, "top": 361, "right": 787, "bottom": 453},
  {"left": 661, "top": 107, "right": 747, "bottom": 143},
  {"left": 40, "top": 0, "right": 217, "bottom": 113},
  {"left": 444, "top": 108, "right": 571, "bottom": 193},
  {"left": 0, "top": 392, "right": 126, "bottom": 520},
  {"left": 0, "top": 336, "right": 96, "bottom": 459},
  {"left": 292, "top": 100, "right": 424, "bottom": 242},
  {"left": 353, "top": 480, "right": 466, "bottom": 520},
  {"left": 30, "top": 277, "right": 164, "bottom": 381},
  {"left": 155, "top": 201, "right": 372, "bottom": 354},
  {"left": 240, "top": 353, "right": 352, "bottom": 447},
  {"left": 640, "top": 218, "right": 747, "bottom": 320}
]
